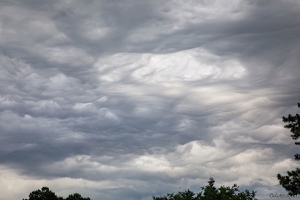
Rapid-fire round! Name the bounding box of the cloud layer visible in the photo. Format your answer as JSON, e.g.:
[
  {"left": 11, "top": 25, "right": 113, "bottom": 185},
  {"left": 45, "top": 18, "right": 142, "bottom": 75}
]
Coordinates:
[{"left": 1, "top": 0, "right": 300, "bottom": 199}]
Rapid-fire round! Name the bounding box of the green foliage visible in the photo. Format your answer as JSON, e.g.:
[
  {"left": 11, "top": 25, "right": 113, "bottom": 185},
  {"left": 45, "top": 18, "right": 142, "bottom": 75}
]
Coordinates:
[
  {"left": 66, "top": 193, "right": 91, "bottom": 200},
  {"left": 22, "top": 187, "right": 90, "bottom": 200},
  {"left": 152, "top": 178, "right": 257, "bottom": 200},
  {"left": 277, "top": 103, "right": 300, "bottom": 195},
  {"left": 282, "top": 103, "right": 300, "bottom": 140},
  {"left": 22, "top": 187, "right": 62, "bottom": 200}
]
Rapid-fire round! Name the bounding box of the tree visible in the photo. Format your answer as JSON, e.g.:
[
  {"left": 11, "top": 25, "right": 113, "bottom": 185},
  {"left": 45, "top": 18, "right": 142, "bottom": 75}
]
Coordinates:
[
  {"left": 66, "top": 193, "right": 91, "bottom": 200},
  {"left": 22, "top": 187, "right": 90, "bottom": 200},
  {"left": 22, "top": 187, "right": 63, "bottom": 200},
  {"left": 152, "top": 178, "right": 257, "bottom": 200},
  {"left": 277, "top": 103, "right": 300, "bottom": 195}
]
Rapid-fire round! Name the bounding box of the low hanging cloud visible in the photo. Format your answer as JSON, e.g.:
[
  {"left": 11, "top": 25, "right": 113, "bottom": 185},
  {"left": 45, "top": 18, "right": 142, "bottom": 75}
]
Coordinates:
[{"left": 1, "top": 0, "right": 300, "bottom": 200}]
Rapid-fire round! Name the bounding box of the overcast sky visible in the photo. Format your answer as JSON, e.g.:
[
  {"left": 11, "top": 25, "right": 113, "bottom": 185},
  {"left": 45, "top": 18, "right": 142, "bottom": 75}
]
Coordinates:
[{"left": 1, "top": 0, "right": 300, "bottom": 200}]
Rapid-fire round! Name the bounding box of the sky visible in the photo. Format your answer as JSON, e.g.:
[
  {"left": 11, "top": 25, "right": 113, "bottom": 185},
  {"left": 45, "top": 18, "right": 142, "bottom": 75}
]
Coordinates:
[{"left": 0, "top": 0, "right": 300, "bottom": 199}]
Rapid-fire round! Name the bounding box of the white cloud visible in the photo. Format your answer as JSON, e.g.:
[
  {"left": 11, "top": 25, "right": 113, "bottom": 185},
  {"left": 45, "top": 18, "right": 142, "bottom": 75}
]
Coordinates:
[{"left": 0, "top": 1, "right": 300, "bottom": 200}]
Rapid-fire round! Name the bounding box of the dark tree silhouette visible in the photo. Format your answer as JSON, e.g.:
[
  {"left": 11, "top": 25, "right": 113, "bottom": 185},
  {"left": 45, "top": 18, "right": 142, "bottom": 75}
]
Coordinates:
[
  {"left": 152, "top": 178, "right": 257, "bottom": 200},
  {"left": 22, "top": 187, "right": 90, "bottom": 200},
  {"left": 277, "top": 103, "right": 300, "bottom": 195},
  {"left": 66, "top": 193, "right": 91, "bottom": 200},
  {"left": 22, "top": 187, "right": 63, "bottom": 200}
]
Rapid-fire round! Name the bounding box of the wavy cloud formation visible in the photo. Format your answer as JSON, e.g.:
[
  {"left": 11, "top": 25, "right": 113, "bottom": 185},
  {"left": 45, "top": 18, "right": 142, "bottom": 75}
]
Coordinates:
[{"left": 0, "top": 0, "right": 300, "bottom": 199}]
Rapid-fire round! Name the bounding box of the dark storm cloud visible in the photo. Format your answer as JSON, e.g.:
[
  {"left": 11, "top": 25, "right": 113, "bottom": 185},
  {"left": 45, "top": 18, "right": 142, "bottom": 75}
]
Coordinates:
[{"left": 0, "top": 0, "right": 300, "bottom": 200}]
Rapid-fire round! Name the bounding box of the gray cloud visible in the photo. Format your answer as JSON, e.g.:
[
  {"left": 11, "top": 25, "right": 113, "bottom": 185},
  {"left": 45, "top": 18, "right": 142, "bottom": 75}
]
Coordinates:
[{"left": 0, "top": 0, "right": 300, "bottom": 200}]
